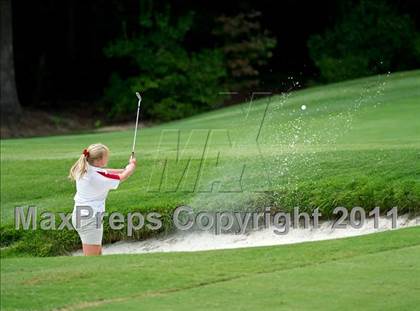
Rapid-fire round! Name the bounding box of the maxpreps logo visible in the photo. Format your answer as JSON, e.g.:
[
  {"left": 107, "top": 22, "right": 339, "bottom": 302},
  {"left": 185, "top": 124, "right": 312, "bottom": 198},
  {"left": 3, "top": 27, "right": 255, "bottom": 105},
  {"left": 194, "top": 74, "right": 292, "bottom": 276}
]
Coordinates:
[
  {"left": 14, "top": 205, "right": 410, "bottom": 236},
  {"left": 146, "top": 92, "right": 274, "bottom": 194}
]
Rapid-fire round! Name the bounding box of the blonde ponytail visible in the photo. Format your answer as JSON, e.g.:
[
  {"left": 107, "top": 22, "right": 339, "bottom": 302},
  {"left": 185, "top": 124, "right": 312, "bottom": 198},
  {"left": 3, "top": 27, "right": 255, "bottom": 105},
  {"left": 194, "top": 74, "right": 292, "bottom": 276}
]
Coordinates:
[
  {"left": 68, "top": 154, "right": 88, "bottom": 180},
  {"left": 68, "top": 143, "right": 110, "bottom": 181}
]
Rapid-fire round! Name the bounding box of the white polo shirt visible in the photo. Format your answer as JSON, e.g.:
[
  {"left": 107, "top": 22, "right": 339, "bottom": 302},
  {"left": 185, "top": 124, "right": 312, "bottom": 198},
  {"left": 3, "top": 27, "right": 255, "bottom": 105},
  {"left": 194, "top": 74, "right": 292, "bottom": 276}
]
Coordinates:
[{"left": 73, "top": 163, "right": 120, "bottom": 215}]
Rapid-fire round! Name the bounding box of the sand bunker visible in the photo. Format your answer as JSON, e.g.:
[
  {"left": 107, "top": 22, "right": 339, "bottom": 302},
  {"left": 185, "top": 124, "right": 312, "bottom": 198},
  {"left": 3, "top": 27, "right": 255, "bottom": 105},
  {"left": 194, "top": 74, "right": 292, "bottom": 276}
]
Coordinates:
[{"left": 72, "top": 215, "right": 419, "bottom": 256}]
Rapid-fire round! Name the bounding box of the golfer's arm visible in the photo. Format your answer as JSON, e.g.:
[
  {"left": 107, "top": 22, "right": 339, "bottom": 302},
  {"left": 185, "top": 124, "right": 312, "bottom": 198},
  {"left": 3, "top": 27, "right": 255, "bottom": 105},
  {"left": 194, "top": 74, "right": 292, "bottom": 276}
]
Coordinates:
[
  {"left": 106, "top": 168, "right": 124, "bottom": 174},
  {"left": 118, "top": 164, "right": 136, "bottom": 181}
]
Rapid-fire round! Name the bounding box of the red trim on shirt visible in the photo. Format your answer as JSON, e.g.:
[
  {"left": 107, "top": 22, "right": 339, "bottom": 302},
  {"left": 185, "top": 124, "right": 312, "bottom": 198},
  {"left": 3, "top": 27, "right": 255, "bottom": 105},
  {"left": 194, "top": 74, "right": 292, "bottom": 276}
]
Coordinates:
[{"left": 96, "top": 171, "right": 120, "bottom": 180}]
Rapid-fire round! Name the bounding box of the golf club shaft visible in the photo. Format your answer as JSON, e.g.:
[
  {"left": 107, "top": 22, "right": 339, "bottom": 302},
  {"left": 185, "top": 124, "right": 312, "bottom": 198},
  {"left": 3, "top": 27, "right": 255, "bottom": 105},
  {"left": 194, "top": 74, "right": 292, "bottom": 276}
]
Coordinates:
[{"left": 131, "top": 95, "right": 142, "bottom": 158}]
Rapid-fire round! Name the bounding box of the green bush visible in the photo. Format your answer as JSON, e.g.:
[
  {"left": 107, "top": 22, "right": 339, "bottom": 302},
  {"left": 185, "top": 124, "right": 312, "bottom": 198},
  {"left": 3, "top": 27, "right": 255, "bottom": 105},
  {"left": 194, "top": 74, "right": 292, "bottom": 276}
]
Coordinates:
[
  {"left": 0, "top": 226, "right": 24, "bottom": 247},
  {"left": 270, "top": 178, "right": 420, "bottom": 217},
  {"left": 312, "top": 55, "right": 370, "bottom": 83},
  {"left": 103, "top": 4, "right": 226, "bottom": 121},
  {"left": 308, "top": 0, "right": 420, "bottom": 82}
]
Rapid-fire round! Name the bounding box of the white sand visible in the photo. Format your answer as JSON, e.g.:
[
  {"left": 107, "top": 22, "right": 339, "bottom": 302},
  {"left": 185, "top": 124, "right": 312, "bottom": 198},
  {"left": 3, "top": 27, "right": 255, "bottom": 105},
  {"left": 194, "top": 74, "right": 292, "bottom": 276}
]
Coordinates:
[{"left": 72, "top": 215, "right": 419, "bottom": 256}]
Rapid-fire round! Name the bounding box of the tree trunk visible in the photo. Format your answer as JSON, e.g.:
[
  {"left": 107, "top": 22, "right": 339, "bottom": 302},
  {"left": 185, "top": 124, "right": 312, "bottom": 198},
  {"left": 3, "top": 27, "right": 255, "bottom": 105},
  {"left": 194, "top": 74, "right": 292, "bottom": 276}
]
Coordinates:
[{"left": 0, "top": 0, "right": 22, "bottom": 127}]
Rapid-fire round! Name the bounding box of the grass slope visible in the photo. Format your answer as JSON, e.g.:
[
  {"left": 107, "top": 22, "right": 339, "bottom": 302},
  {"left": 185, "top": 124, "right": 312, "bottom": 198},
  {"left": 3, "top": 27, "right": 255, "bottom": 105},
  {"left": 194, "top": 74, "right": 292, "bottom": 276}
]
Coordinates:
[
  {"left": 1, "top": 70, "right": 420, "bottom": 255},
  {"left": 1, "top": 227, "right": 420, "bottom": 310}
]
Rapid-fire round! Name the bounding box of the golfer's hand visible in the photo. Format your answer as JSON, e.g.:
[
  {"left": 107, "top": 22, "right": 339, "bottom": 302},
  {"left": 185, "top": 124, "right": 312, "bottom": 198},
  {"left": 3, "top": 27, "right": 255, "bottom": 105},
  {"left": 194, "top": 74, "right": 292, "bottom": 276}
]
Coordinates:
[
  {"left": 125, "top": 158, "right": 136, "bottom": 172},
  {"left": 129, "top": 157, "right": 137, "bottom": 166}
]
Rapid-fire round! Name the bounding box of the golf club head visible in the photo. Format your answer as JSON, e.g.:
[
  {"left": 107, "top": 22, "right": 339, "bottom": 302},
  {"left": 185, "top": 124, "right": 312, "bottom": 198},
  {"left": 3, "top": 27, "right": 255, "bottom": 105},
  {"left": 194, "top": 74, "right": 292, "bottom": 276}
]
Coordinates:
[{"left": 135, "top": 92, "right": 142, "bottom": 101}]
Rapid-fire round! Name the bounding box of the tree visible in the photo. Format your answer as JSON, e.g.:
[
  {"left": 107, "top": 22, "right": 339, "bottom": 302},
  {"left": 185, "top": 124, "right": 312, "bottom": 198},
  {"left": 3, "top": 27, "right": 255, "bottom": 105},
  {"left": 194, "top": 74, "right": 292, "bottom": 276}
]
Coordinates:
[
  {"left": 103, "top": 3, "right": 226, "bottom": 122},
  {"left": 213, "top": 11, "right": 277, "bottom": 91},
  {"left": 308, "top": 0, "right": 420, "bottom": 82},
  {"left": 0, "top": 0, "right": 22, "bottom": 127}
]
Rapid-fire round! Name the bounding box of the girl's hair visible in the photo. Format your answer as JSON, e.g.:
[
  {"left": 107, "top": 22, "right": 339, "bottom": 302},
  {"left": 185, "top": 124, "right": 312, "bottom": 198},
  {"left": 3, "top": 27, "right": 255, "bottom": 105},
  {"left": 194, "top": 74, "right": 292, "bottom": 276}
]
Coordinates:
[{"left": 68, "top": 143, "right": 109, "bottom": 180}]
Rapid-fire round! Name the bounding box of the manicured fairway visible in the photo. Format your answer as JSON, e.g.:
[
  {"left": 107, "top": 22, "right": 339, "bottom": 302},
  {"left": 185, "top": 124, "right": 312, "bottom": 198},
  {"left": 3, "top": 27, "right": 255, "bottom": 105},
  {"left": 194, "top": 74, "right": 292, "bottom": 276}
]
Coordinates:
[
  {"left": 1, "top": 70, "right": 420, "bottom": 255},
  {"left": 1, "top": 227, "right": 420, "bottom": 310}
]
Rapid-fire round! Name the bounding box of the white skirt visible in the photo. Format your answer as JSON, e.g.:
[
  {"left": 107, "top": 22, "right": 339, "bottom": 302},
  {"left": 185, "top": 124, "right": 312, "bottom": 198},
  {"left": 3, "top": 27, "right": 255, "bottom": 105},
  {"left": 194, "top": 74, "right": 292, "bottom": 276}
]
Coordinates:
[{"left": 71, "top": 211, "right": 103, "bottom": 245}]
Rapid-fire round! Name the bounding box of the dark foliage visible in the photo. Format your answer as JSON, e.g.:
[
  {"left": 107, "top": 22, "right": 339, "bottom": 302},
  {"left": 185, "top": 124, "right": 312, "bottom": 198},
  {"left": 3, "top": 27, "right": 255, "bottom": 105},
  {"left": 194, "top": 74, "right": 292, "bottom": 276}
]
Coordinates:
[
  {"left": 103, "top": 4, "right": 226, "bottom": 121},
  {"left": 213, "top": 11, "right": 277, "bottom": 91},
  {"left": 308, "top": 0, "right": 420, "bottom": 82}
]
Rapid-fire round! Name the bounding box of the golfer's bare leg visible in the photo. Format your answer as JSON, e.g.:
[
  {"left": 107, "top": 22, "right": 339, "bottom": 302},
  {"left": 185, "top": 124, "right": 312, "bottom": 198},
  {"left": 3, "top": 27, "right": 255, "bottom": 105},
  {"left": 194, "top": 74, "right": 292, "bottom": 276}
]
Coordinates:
[{"left": 82, "top": 244, "right": 102, "bottom": 256}]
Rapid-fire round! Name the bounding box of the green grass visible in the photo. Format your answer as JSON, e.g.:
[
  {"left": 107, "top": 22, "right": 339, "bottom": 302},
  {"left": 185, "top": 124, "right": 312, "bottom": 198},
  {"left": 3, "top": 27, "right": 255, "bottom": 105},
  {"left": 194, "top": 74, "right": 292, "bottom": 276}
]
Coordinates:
[
  {"left": 1, "top": 70, "right": 420, "bottom": 255},
  {"left": 1, "top": 227, "right": 420, "bottom": 310}
]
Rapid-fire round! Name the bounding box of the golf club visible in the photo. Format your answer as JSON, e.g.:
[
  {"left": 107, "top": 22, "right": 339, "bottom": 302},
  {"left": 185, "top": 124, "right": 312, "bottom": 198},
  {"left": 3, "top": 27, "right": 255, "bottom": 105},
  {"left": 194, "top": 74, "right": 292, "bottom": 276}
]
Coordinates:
[{"left": 131, "top": 91, "right": 142, "bottom": 159}]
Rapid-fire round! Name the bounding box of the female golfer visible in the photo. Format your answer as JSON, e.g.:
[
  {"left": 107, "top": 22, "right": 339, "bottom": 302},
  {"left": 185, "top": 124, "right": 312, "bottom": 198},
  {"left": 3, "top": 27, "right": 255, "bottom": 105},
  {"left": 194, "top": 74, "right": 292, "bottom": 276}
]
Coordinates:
[{"left": 69, "top": 143, "right": 136, "bottom": 256}]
